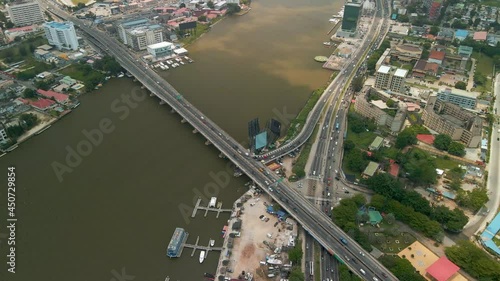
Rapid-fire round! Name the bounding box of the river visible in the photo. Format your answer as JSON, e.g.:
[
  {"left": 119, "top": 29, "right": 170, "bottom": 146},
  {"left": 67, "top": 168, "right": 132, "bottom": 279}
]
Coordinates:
[{"left": 0, "top": 0, "right": 341, "bottom": 280}]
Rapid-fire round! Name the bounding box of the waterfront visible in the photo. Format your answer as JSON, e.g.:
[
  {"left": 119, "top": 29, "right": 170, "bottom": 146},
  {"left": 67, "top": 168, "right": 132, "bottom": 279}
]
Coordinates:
[{"left": 0, "top": 0, "right": 342, "bottom": 280}]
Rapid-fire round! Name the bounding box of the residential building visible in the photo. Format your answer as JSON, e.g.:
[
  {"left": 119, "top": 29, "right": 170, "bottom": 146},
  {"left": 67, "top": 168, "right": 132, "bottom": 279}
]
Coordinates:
[
  {"left": 422, "top": 95, "right": 482, "bottom": 147},
  {"left": 412, "top": 59, "right": 439, "bottom": 77},
  {"left": 6, "top": 0, "right": 44, "bottom": 27},
  {"left": 369, "top": 136, "right": 384, "bottom": 151},
  {"left": 375, "top": 48, "right": 391, "bottom": 71},
  {"left": 340, "top": 1, "right": 362, "bottom": 36},
  {"left": 428, "top": 50, "right": 445, "bottom": 65},
  {"left": 43, "top": 21, "right": 79, "bottom": 51},
  {"left": 436, "top": 88, "right": 478, "bottom": 109},
  {"left": 147, "top": 42, "right": 174, "bottom": 59},
  {"left": 436, "top": 28, "right": 454, "bottom": 41},
  {"left": 3, "top": 24, "right": 43, "bottom": 42},
  {"left": 59, "top": 76, "right": 77, "bottom": 86},
  {"left": 0, "top": 124, "right": 9, "bottom": 144},
  {"left": 457, "top": 45, "right": 473, "bottom": 58},
  {"left": 473, "top": 31, "right": 487, "bottom": 41},
  {"left": 423, "top": 0, "right": 443, "bottom": 21},
  {"left": 374, "top": 65, "right": 408, "bottom": 93},
  {"left": 392, "top": 44, "right": 422, "bottom": 62},
  {"left": 36, "top": 89, "right": 69, "bottom": 104},
  {"left": 117, "top": 18, "right": 148, "bottom": 44},
  {"left": 353, "top": 87, "right": 406, "bottom": 134}
]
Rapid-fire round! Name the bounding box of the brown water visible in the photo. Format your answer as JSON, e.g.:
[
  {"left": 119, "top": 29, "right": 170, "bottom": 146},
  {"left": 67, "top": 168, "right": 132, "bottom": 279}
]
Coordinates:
[{"left": 0, "top": 0, "right": 340, "bottom": 280}]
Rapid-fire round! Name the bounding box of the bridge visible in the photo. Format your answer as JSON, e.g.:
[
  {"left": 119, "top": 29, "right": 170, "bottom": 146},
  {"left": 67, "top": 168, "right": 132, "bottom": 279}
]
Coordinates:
[{"left": 44, "top": 0, "right": 397, "bottom": 280}]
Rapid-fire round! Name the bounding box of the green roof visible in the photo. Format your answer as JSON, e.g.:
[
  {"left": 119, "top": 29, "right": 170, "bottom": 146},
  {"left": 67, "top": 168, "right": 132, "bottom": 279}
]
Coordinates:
[
  {"left": 369, "top": 210, "right": 383, "bottom": 225},
  {"left": 369, "top": 136, "right": 384, "bottom": 150},
  {"left": 363, "top": 161, "right": 379, "bottom": 177}
]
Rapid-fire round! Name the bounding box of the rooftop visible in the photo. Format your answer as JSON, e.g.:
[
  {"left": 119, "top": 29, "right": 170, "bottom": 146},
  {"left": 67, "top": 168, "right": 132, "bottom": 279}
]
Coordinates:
[
  {"left": 363, "top": 161, "right": 379, "bottom": 177},
  {"left": 377, "top": 65, "right": 391, "bottom": 74},
  {"left": 37, "top": 89, "right": 69, "bottom": 102},
  {"left": 371, "top": 99, "right": 388, "bottom": 109},
  {"left": 417, "top": 134, "right": 435, "bottom": 145},
  {"left": 44, "top": 21, "right": 73, "bottom": 30},
  {"left": 473, "top": 31, "right": 487, "bottom": 41},
  {"left": 148, "top": 41, "right": 173, "bottom": 49},
  {"left": 439, "top": 87, "right": 479, "bottom": 99},
  {"left": 429, "top": 50, "right": 445, "bottom": 61},
  {"left": 455, "top": 29, "right": 468, "bottom": 37},
  {"left": 394, "top": 68, "right": 408, "bottom": 78},
  {"left": 389, "top": 159, "right": 400, "bottom": 177},
  {"left": 426, "top": 256, "right": 460, "bottom": 281}
]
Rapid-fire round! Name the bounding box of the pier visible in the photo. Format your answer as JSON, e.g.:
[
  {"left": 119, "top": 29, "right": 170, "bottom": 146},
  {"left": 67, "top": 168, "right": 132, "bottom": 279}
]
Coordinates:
[
  {"left": 191, "top": 198, "right": 232, "bottom": 218},
  {"left": 183, "top": 236, "right": 223, "bottom": 259}
]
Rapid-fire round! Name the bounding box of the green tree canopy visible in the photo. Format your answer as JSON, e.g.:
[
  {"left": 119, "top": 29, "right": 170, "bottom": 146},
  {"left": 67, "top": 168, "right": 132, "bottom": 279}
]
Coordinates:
[
  {"left": 455, "top": 81, "right": 467, "bottom": 90},
  {"left": 226, "top": 3, "right": 241, "bottom": 15},
  {"left": 207, "top": 0, "right": 215, "bottom": 9},
  {"left": 433, "top": 134, "right": 452, "bottom": 151},
  {"left": 448, "top": 142, "right": 465, "bottom": 157},
  {"left": 445, "top": 240, "right": 500, "bottom": 281},
  {"left": 379, "top": 255, "right": 427, "bottom": 281},
  {"left": 395, "top": 127, "right": 417, "bottom": 149},
  {"left": 22, "top": 88, "right": 36, "bottom": 99}
]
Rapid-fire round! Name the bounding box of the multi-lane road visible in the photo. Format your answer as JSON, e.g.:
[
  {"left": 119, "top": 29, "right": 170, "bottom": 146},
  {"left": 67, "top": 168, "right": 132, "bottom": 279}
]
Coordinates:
[{"left": 44, "top": 0, "right": 396, "bottom": 280}]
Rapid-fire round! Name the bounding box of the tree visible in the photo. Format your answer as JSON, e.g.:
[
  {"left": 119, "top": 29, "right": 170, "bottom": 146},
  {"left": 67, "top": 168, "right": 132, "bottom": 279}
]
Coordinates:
[
  {"left": 226, "top": 3, "right": 241, "bottom": 15},
  {"left": 351, "top": 76, "right": 364, "bottom": 92},
  {"left": 386, "top": 99, "right": 395, "bottom": 107},
  {"left": 344, "top": 140, "right": 355, "bottom": 152},
  {"left": 433, "top": 134, "right": 452, "bottom": 151},
  {"left": 22, "top": 88, "right": 36, "bottom": 99},
  {"left": 455, "top": 81, "right": 467, "bottom": 90},
  {"left": 379, "top": 255, "right": 427, "bottom": 281},
  {"left": 207, "top": 0, "right": 215, "bottom": 9},
  {"left": 386, "top": 213, "right": 395, "bottom": 224},
  {"left": 198, "top": 15, "right": 207, "bottom": 22},
  {"left": 346, "top": 149, "right": 368, "bottom": 173},
  {"left": 448, "top": 142, "right": 465, "bottom": 157},
  {"left": 289, "top": 267, "right": 305, "bottom": 281},
  {"left": 456, "top": 187, "right": 488, "bottom": 212},
  {"left": 429, "top": 26, "right": 440, "bottom": 36},
  {"left": 288, "top": 243, "right": 303, "bottom": 265},
  {"left": 445, "top": 240, "right": 500, "bottom": 280},
  {"left": 20, "top": 113, "right": 39, "bottom": 128},
  {"left": 179, "top": 3, "right": 186, "bottom": 8},
  {"left": 395, "top": 127, "right": 417, "bottom": 149}
]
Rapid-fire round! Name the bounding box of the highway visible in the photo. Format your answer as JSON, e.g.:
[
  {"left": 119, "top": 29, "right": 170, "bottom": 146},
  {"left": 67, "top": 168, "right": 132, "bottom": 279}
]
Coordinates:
[{"left": 43, "top": 0, "right": 396, "bottom": 280}]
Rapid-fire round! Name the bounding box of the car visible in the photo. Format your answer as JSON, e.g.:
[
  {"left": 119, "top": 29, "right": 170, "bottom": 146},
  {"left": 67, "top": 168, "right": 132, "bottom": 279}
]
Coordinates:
[{"left": 359, "top": 251, "right": 365, "bottom": 257}]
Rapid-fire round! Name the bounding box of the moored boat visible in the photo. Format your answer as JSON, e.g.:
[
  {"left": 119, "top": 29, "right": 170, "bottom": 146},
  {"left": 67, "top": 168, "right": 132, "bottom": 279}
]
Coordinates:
[
  {"left": 199, "top": 250, "right": 206, "bottom": 263},
  {"left": 209, "top": 239, "right": 215, "bottom": 247}
]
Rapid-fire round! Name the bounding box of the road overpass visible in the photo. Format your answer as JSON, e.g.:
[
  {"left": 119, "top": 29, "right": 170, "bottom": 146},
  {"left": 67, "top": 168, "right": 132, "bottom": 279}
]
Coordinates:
[{"left": 44, "top": 1, "right": 397, "bottom": 280}]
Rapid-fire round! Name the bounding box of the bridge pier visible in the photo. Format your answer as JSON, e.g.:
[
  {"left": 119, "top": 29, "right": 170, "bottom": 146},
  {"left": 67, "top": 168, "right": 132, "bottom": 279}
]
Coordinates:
[{"left": 181, "top": 119, "right": 187, "bottom": 123}]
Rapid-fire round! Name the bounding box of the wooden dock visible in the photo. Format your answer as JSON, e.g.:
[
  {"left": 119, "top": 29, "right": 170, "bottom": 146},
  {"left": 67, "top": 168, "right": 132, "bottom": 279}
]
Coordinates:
[
  {"left": 182, "top": 236, "right": 223, "bottom": 259},
  {"left": 191, "top": 198, "right": 232, "bottom": 218}
]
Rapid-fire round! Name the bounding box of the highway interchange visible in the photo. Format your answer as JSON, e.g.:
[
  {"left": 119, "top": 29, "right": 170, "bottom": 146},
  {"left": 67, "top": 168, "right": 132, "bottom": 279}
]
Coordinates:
[{"left": 44, "top": 0, "right": 396, "bottom": 279}]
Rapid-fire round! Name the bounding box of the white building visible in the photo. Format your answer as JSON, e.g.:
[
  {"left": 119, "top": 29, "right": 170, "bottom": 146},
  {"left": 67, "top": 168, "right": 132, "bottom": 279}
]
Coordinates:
[
  {"left": 43, "top": 21, "right": 79, "bottom": 51},
  {"left": 374, "top": 65, "right": 408, "bottom": 94},
  {"left": 6, "top": 0, "right": 44, "bottom": 27},
  {"left": 147, "top": 42, "right": 174, "bottom": 59}
]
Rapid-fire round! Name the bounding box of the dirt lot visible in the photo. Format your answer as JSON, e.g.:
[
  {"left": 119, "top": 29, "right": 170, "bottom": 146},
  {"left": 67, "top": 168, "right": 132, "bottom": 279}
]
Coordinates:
[{"left": 228, "top": 191, "right": 297, "bottom": 279}]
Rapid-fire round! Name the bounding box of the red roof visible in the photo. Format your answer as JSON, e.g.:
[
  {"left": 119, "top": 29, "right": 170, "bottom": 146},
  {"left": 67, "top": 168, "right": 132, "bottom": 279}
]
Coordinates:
[
  {"left": 417, "top": 134, "right": 435, "bottom": 145},
  {"left": 389, "top": 160, "right": 400, "bottom": 177},
  {"left": 30, "top": 98, "right": 55, "bottom": 110},
  {"left": 37, "top": 89, "right": 69, "bottom": 103},
  {"left": 429, "top": 51, "right": 445, "bottom": 61},
  {"left": 473, "top": 31, "right": 487, "bottom": 41},
  {"left": 426, "top": 256, "right": 459, "bottom": 281}
]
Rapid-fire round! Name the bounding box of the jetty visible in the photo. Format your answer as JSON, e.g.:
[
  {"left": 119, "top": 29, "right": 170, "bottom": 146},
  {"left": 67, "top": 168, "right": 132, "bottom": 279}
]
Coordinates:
[
  {"left": 183, "top": 236, "right": 223, "bottom": 259},
  {"left": 192, "top": 198, "right": 232, "bottom": 218}
]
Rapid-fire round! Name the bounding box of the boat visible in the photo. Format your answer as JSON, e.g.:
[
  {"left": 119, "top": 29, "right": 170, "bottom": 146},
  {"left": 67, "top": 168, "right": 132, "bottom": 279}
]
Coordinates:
[
  {"left": 160, "top": 65, "right": 166, "bottom": 70},
  {"left": 72, "top": 102, "right": 80, "bottom": 109},
  {"left": 164, "top": 65, "right": 169, "bottom": 70},
  {"left": 267, "top": 258, "right": 283, "bottom": 265},
  {"left": 323, "top": 41, "right": 332, "bottom": 46},
  {"left": 216, "top": 202, "right": 222, "bottom": 208},
  {"left": 199, "top": 250, "right": 206, "bottom": 263},
  {"left": 209, "top": 239, "right": 215, "bottom": 247},
  {"left": 204, "top": 273, "right": 215, "bottom": 278},
  {"left": 209, "top": 197, "right": 217, "bottom": 207},
  {"left": 180, "top": 61, "right": 185, "bottom": 65},
  {"left": 125, "top": 72, "right": 133, "bottom": 77},
  {"left": 167, "top": 228, "right": 188, "bottom": 258},
  {"left": 117, "top": 72, "right": 124, "bottom": 78}
]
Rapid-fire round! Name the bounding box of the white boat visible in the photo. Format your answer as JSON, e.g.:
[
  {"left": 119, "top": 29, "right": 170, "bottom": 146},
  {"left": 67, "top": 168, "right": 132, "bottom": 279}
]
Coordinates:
[
  {"left": 199, "top": 251, "right": 205, "bottom": 263},
  {"left": 160, "top": 65, "right": 166, "bottom": 70},
  {"left": 164, "top": 65, "right": 169, "bottom": 70},
  {"left": 267, "top": 258, "right": 283, "bottom": 265},
  {"left": 117, "top": 72, "right": 124, "bottom": 78},
  {"left": 180, "top": 61, "right": 185, "bottom": 65},
  {"left": 172, "top": 63, "right": 177, "bottom": 68},
  {"left": 209, "top": 197, "right": 217, "bottom": 208},
  {"left": 210, "top": 239, "right": 215, "bottom": 247},
  {"left": 323, "top": 42, "right": 332, "bottom": 46}
]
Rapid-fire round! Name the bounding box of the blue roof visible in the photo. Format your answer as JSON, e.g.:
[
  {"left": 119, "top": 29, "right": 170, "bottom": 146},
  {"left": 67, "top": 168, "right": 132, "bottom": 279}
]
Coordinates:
[
  {"left": 480, "top": 212, "right": 500, "bottom": 256},
  {"left": 455, "top": 29, "right": 468, "bottom": 38},
  {"left": 122, "top": 19, "right": 148, "bottom": 27},
  {"left": 255, "top": 131, "right": 267, "bottom": 150},
  {"left": 45, "top": 21, "right": 73, "bottom": 30},
  {"left": 391, "top": 14, "right": 397, "bottom": 20}
]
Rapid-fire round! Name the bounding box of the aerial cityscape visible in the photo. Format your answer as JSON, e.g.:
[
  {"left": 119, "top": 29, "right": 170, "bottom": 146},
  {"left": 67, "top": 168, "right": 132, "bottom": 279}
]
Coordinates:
[{"left": 0, "top": 0, "right": 499, "bottom": 280}]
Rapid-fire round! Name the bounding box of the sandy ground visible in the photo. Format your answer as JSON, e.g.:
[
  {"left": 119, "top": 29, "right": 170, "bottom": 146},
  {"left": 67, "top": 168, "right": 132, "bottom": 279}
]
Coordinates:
[
  {"left": 227, "top": 191, "right": 297, "bottom": 280},
  {"left": 17, "top": 111, "right": 56, "bottom": 142}
]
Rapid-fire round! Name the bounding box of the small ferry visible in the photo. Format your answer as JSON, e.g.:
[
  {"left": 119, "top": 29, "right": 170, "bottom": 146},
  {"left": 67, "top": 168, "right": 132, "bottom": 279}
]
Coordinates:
[
  {"left": 209, "top": 239, "right": 215, "bottom": 247},
  {"left": 199, "top": 250, "right": 206, "bottom": 263}
]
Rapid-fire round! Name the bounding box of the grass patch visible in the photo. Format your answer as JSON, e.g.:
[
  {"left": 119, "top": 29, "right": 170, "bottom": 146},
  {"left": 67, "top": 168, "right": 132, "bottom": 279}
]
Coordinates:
[
  {"left": 292, "top": 125, "right": 319, "bottom": 178},
  {"left": 381, "top": 147, "right": 400, "bottom": 159},
  {"left": 15, "top": 57, "right": 54, "bottom": 80},
  {"left": 0, "top": 36, "right": 48, "bottom": 66},
  {"left": 346, "top": 128, "right": 376, "bottom": 150},
  {"left": 369, "top": 231, "right": 416, "bottom": 254},
  {"left": 472, "top": 51, "right": 493, "bottom": 77},
  {"left": 314, "top": 243, "right": 320, "bottom": 281},
  {"left": 283, "top": 88, "right": 323, "bottom": 142},
  {"left": 433, "top": 155, "right": 460, "bottom": 170},
  {"left": 482, "top": 0, "right": 500, "bottom": 8},
  {"left": 466, "top": 59, "right": 473, "bottom": 72},
  {"left": 179, "top": 23, "right": 210, "bottom": 46}
]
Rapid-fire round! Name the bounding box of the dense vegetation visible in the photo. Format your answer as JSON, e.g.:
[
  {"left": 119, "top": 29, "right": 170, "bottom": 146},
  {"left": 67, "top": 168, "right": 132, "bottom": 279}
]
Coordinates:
[
  {"left": 367, "top": 40, "right": 391, "bottom": 73},
  {"left": 93, "top": 56, "right": 123, "bottom": 75},
  {"left": 6, "top": 113, "right": 40, "bottom": 140},
  {"left": 379, "top": 255, "right": 426, "bottom": 281},
  {"left": 445, "top": 240, "right": 500, "bottom": 281}
]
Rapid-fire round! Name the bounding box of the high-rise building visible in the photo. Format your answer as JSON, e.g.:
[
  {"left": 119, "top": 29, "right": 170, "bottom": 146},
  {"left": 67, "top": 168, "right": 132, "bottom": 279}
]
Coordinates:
[
  {"left": 341, "top": 1, "right": 363, "bottom": 33},
  {"left": 117, "top": 18, "right": 163, "bottom": 51},
  {"left": 374, "top": 65, "right": 408, "bottom": 93},
  {"left": 6, "top": 0, "right": 44, "bottom": 27},
  {"left": 43, "top": 21, "right": 79, "bottom": 51}
]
